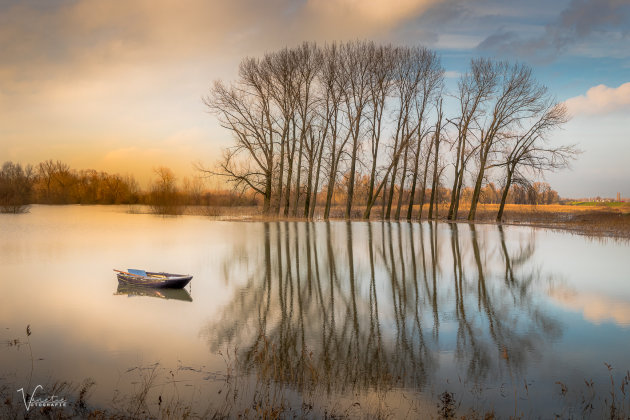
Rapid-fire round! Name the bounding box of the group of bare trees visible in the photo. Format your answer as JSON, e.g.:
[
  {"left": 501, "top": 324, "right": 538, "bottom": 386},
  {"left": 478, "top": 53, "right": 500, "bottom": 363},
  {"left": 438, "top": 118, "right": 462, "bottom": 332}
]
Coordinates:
[
  {"left": 0, "top": 162, "right": 34, "bottom": 213},
  {"left": 0, "top": 159, "right": 259, "bottom": 214},
  {"left": 33, "top": 159, "right": 141, "bottom": 205},
  {"left": 1, "top": 159, "right": 143, "bottom": 212},
  {"left": 206, "top": 41, "right": 578, "bottom": 221}
]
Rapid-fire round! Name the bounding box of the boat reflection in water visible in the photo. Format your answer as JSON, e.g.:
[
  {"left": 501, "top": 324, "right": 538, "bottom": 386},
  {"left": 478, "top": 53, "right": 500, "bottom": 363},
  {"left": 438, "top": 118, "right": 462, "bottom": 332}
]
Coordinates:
[
  {"left": 203, "top": 221, "right": 574, "bottom": 415},
  {"left": 115, "top": 284, "right": 193, "bottom": 302}
]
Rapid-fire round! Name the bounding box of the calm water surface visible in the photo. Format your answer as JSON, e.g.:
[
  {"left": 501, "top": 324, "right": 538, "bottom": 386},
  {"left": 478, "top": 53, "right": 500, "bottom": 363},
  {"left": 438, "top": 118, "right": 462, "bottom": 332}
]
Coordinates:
[{"left": 1, "top": 205, "right": 629, "bottom": 417}]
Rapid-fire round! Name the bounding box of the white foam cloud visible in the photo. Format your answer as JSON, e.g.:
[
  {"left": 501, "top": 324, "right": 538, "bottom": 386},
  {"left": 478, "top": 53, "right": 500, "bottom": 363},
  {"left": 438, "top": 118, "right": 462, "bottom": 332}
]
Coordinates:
[{"left": 444, "top": 70, "right": 461, "bottom": 79}]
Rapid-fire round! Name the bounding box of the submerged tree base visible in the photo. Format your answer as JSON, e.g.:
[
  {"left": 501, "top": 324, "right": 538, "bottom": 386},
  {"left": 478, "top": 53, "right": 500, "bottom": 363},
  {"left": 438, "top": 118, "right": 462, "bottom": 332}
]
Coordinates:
[{"left": 0, "top": 204, "right": 30, "bottom": 214}]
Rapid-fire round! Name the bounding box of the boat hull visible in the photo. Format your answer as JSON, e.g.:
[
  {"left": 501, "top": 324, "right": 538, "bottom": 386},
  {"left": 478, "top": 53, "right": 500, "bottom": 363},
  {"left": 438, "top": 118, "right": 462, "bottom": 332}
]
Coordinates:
[{"left": 116, "top": 272, "right": 192, "bottom": 289}]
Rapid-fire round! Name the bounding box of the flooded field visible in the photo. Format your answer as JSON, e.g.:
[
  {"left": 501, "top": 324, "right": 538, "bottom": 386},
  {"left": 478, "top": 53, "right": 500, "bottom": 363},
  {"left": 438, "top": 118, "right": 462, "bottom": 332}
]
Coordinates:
[{"left": 1, "top": 205, "right": 629, "bottom": 418}]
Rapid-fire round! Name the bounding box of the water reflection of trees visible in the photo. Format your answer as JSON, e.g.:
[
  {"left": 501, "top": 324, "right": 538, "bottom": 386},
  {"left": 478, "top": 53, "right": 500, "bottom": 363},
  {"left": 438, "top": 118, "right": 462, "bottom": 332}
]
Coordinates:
[{"left": 203, "top": 221, "right": 561, "bottom": 394}]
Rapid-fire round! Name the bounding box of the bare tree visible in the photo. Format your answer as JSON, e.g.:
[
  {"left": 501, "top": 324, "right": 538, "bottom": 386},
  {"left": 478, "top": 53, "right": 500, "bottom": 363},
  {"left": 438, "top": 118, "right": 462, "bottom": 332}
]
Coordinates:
[
  {"left": 394, "top": 48, "right": 443, "bottom": 220},
  {"left": 490, "top": 101, "right": 577, "bottom": 221},
  {"left": 149, "top": 166, "right": 182, "bottom": 215},
  {"left": 406, "top": 49, "right": 442, "bottom": 220},
  {"left": 364, "top": 44, "right": 396, "bottom": 219},
  {"left": 36, "top": 159, "right": 74, "bottom": 204},
  {"left": 446, "top": 59, "right": 496, "bottom": 220},
  {"left": 203, "top": 57, "right": 277, "bottom": 213},
  {"left": 322, "top": 43, "right": 351, "bottom": 219},
  {"left": 339, "top": 41, "right": 373, "bottom": 218},
  {"left": 0, "top": 162, "right": 34, "bottom": 213},
  {"left": 263, "top": 48, "right": 301, "bottom": 216},
  {"left": 468, "top": 62, "right": 548, "bottom": 221},
  {"left": 385, "top": 47, "right": 423, "bottom": 218},
  {"left": 292, "top": 43, "right": 322, "bottom": 217}
]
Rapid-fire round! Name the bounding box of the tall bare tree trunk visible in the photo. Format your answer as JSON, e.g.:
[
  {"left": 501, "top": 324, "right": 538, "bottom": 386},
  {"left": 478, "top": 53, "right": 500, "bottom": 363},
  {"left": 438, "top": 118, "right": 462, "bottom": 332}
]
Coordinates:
[
  {"left": 428, "top": 100, "right": 443, "bottom": 220},
  {"left": 447, "top": 135, "right": 463, "bottom": 220},
  {"left": 293, "top": 127, "right": 304, "bottom": 216},
  {"left": 304, "top": 143, "right": 314, "bottom": 217},
  {"left": 284, "top": 120, "right": 297, "bottom": 216},
  {"left": 345, "top": 133, "right": 359, "bottom": 218},
  {"left": 394, "top": 130, "right": 409, "bottom": 220},
  {"left": 263, "top": 156, "right": 272, "bottom": 213},
  {"left": 467, "top": 151, "right": 488, "bottom": 221},
  {"left": 452, "top": 158, "right": 466, "bottom": 220},
  {"left": 406, "top": 132, "right": 422, "bottom": 221},
  {"left": 417, "top": 137, "right": 433, "bottom": 221},
  {"left": 276, "top": 127, "right": 286, "bottom": 214},
  {"left": 385, "top": 100, "right": 406, "bottom": 219},
  {"left": 380, "top": 181, "right": 387, "bottom": 219},
  {"left": 496, "top": 166, "right": 513, "bottom": 222},
  {"left": 310, "top": 132, "right": 325, "bottom": 219},
  {"left": 364, "top": 95, "right": 387, "bottom": 219},
  {"left": 364, "top": 155, "right": 379, "bottom": 219},
  {"left": 385, "top": 168, "right": 398, "bottom": 219},
  {"left": 323, "top": 132, "right": 338, "bottom": 220}
]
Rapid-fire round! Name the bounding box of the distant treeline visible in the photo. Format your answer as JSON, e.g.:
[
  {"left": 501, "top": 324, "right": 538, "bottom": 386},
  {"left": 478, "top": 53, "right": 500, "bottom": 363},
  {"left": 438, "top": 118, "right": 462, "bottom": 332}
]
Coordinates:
[
  {"left": 0, "top": 160, "right": 256, "bottom": 214},
  {"left": 1, "top": 159, "right": 560, "bottom": 215},
  {"left": 205, "top": 41, "right": 578, "bottom": 222}
]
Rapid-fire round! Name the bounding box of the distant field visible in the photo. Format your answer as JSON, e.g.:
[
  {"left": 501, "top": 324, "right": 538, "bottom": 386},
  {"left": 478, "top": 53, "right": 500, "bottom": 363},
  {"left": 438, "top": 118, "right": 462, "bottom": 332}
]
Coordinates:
[{"left": 566, "top": 201, "right": 630, "bottom": 208}]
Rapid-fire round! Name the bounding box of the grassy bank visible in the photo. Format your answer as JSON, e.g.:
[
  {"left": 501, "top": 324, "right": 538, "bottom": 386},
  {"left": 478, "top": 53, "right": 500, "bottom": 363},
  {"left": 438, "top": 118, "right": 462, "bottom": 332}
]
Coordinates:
[
  {"left": 160, "top": 203, "right": 630, "bottom": 239},
  {"left": 458, "top": 203, "right": 630, "bottom": 239}
]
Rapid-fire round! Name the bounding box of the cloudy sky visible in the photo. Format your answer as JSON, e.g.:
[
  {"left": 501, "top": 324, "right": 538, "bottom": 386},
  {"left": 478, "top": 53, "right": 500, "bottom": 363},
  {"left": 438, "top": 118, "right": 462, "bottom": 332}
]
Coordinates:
[{"left": 0, "top": 0, "right": 628, "bottom": 197}]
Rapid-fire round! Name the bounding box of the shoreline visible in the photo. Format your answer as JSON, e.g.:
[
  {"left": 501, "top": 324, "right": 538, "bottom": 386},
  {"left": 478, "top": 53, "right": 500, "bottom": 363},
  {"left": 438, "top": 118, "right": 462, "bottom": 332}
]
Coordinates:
[{"left": 173, "top": 203, "right": 630, "bottom": 240}]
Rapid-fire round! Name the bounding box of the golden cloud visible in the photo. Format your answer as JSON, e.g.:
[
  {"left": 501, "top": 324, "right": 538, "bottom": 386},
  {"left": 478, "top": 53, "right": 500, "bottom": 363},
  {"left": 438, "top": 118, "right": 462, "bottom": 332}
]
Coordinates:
[
  {"left": 306, "top": 0, "right": 441, "bottom": 27},
  {"left": 564, "top": 82, "right": 630, "bottom": 116},
  {"left": 550, "top": 286, "right": 630, "bottom": 327},
  {"left": 0, "top": 0, "right": 442, "bottom": 181}
]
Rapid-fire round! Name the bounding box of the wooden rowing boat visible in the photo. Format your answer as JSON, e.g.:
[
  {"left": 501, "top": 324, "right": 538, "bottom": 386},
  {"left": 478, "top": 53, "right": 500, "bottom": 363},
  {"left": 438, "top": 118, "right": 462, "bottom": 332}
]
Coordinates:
[{"left": 114, "top": 269, "right": 192, "bottom": 289}]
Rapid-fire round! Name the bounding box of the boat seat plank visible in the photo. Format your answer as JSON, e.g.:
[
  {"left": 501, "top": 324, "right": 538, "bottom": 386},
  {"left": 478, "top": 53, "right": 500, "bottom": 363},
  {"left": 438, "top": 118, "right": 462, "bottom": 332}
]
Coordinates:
[{"left": 128, "top": 268, "right": 147, "bottom": 276}]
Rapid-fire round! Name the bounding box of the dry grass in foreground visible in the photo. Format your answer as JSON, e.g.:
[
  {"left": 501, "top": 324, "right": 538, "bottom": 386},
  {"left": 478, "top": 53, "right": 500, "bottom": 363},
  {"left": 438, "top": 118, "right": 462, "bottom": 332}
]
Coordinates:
[
  {"left": 2, "top": 349, "right": 628, "bottom": 419},
  {"left": 3, "top": 327, "right": 629, "bottom": 419}
]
